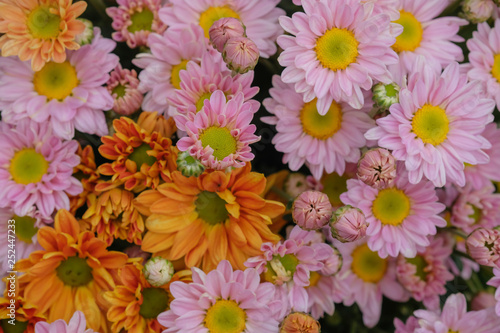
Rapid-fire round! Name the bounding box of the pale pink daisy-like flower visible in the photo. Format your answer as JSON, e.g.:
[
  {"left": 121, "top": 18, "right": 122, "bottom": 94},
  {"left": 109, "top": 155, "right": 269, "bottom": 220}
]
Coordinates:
[
  {"left": 306, "top": 273, "right": 347, "bottom": 320},
  {"left": 366, "top": 59, "right": 495, "bottom": 188},
  {"left": 292, "top": 190, "right": 333, "bottom": 230},
  {"left": 0, "top": 120, "right": 82, "bottom": 218},
  {"left": 487, "top": 268, "right": 500, "bottom": 316},
  {"left": 0, "top": 28, "right": 118, "bottom": 140},
  {"left": 158, "top": 260, "right": 280, "bottom": 332},
  {"left": 414, "top": 293, "right": 500, "bottom": 333},
  {"left": 35, "top": 311, "right": 97, "bottom": 333},
  {"left": 262, "top": 75, "right": 375, "bottom": 180},
  {"left": 467, "top": 19, "right": 500, "bottom": 110},
  {"left": 390, "top": 0, "right": 467, "bottom": 72},
  {"left": 357, "top": 148, "right": 397, "bottom": 189},
  {"left": 394, "top": 316, "right": 421, "bottom": 333},
  {"left": 106, "top": 64, "right": 143, "bottom": 116},
  {"left": 159, "top": 0, "right": 284, "bottom": 58},
  {"left": 451, "top": 183, "right": 500, "bottom": 234},
  {"left": 106, "top": 0, "right": 167, "bottom": 48},
  {"left": 340, "top": 162, "right": 446, "bottom": 258},
  {"left": 133, "top": 24, "right": 211, "bottom": 116},
  {"left": 277, "top": 0, "right": 400, "bottom": 113},
  {"left": 333, "top": 238, "right": 409, "bottom": 328},
  {"left": 466, "top": 228, "right": 500, "bottom": 268},
  {"left": 330, "top": 205, "right": 368, "bottom": 243},
  {"left": 396, "top": 236, "right": 454, "bottom": 310},
  {"left": 209, "top": 17, "right": 246, "bottom": 52},
  {"left": 176, "top": 90, "right": 259, "bottom": 170},
  {"left": 168, "top": 51, "right": 259, "bottom": 131}
]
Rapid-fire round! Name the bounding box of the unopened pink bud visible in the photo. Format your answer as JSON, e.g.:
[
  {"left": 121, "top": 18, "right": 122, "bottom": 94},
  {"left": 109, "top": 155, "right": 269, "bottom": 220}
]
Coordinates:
[
  {"left": 471, "top": 291, "right": 497, "bottom": 310},
  {"left": 209, "top": 17, "right": 246, "bottom": 53},
  {"left": 357, "top": 148, "right": 396, "bottom": 189},
  {"left": 466, "top": 227, "right": 500, "bottom": 268},
  {"left": 292, "top": 190, "right": 333, "bottom": 230},
  {"left": 222, "top": 36, "right": 259, "bottom": 74},
  {"left": 330, "top": 205, "right": 368, "bottom": 243}
]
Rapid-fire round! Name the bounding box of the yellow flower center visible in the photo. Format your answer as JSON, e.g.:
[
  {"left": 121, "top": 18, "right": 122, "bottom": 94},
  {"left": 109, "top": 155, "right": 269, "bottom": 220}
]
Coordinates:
[
  {"left": 1, "top": 319, "right": 29, "bottom": 333},
  {"left": 315, "top": 28, "right": 359, "bottom": 71},
  {"left": 372, "top": 188, "right": 411, "bottom": 226},
  {"left": 199, "top": 126, "right": 237, "bottom": 161},
  {"left": 128, "top": 9, "right": 154, "bottom": 33},
  {"left": 468, "top": 205, "right": 482, "bottom": 224},
  {"left": 128, "top": 143, "right": 157, "bottom": 168},
  {"left": 171, "top": 60, "right": 189, "bottom": 89},
  {"left": 199, "top": 6, "right": 241, "bottom": 38},
  {"left": 33, "top": 61, "right": 79, "bottom": 101},
  {"left": 392, "top": 11, "right": 423, "bottom": 53},
  {"left": 195, "top": 191, "right": 229, "bottom": 225},
  {"left": 491, "top": 54, "right": 500, "bottom": 83},
  {"left": 263, "top": 254, "right": 299, "bottom": 285},
  {"left": 406, "top": 255, "right": 428, "bottom": 281},
  {"left": 205, "top": 299, "right": 247, "bottom": 333},
  {"left": 321, "top": 172, "right": 349, "bottom": 207},
  {"left": 412, "top": 104, "right": 450, "bottom": 146},
  {"left": 27, "top": 5, "right": 61, "bottom": 39},
  {"left": 351, "top": 243, "right": 388, "bottom": 283},
  {"left": 307, "top": 271, "right": 322, "bottom": 288},
  {"left": 300, "top": 99, "right": 343, "bottom": 140},
  {"left": 9, "top": 148, "right": 49, "bottom": 185},
  {"left": 56, "top": 256, "right": 93, "bottom": 287},
  {"left": 139, "top": 287, "right": 169, "bottom": 319},
  {"left": 13, "top": 215, "right": 38, "bottom": 244}
]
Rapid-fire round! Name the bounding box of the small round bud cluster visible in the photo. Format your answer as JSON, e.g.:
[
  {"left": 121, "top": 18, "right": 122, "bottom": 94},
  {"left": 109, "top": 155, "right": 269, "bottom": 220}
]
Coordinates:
[
  {"left": 372, "top": 82, "right": 400, "bottom": 110},
  {"left": 357, "top": 148, "right": 397, "bottom": 189},
  {"left": 75, "top": 19, "right": 95, "bottom": 45},
  {"left": 279, "top": 312, "right": 321, "bottom": 333},
  {"left": 143, "top": 257, "right": 175, "bottom": 287},
  {"left": 330, "top": 205, "right": 368, "bottom": 243},
  {"left": 176, "top": 151, "right": 205, "bottom": 177},
  {"left": 460, "top": 0, "right": 496, "bottom": 24},
  {"left": 292, "top": 190, "right": 333, "bottom": 230}
]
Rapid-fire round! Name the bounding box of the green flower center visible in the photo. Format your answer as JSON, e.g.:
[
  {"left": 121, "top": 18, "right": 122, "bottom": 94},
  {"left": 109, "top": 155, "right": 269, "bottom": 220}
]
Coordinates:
[
  {"left": 300, "top": 99, "right": 343, "bottom": 140},
  {"left": 56, "top": 256, "right": 93, "bottom": 287},
  {"left": 412, "top": 104, "right": 450, "bottom": 146},
  {"left": 33, "top": 61, "right": 79, "bottom": 101},
  {"left": 128, "top": 143, "right": 157, "bottom": 168},
  {"left": 351, "top": 243, "right": 387, "bottom": 283},
  {"left": 199, "top": 6, "right": 241, "bottom": 38},
  {"left": 469, "top": 205, "right": 482, "bottom": 224},
  {"left": 205, "top": 299, "right": 247, "bottom": 333},
  {"left": 112, "top": 84, "right": 127, "bottom": 98},
  {"left": 195, "top": 191, "right": 229, "bottom": 225},
  {"left": 0, "top": 319, "right": 29, "bottom": 333},
  {"left": 263, "top": 254, "right": 299, "bottom": 285},
  {"left": 9, "top": 148, "right": 49, "bottom": 185},
  {"left": 27, "top": 5, "right": 61, "bottom": 39},
  {"left": 372, "top": 188, "right": 411, "bottom": 226},
  {"left": 13, "top": 215, "right": 38, "bottom": 244},
  {"left": 385, "top": 84, "right": 398, "bottom": 97},
  {"left": 128, "top": 9, "right": 154, "bottom": 33},
  {"left": 406, "top": 255, "right": 428, "bottom": 281},
  {"left": 199, "top": 126, "right": 237, "bottom": 161},
  {"left": 315, "top": 28, "right": 359, "bottom": 71},
  {"left": 392, "top": 11, "right": 423, "bottom": 53},
  {"left": 139, "top": 287, "right": 169, "bottom": 319}
]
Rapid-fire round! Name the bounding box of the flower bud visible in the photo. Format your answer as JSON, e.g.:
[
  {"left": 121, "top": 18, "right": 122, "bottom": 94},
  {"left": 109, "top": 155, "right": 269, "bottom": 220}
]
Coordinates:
[
  {"left": 292, "top": 191, "right": 333, "bottom": 230},
  {"left": 330, "top": 205, "right": 368, "bottom": 243},
  {"left": 372, "top": 82, "right": 400, "bottom": 110},
  {"left": 223, "top": 36, "right": 259, "bottom": 74},
  {"left": 357, "top": 148, "right": 396, "bottom": 189},
  {"left": 466, "top": 227, "right": 500, "bottom": 268},
  {"left": 279, "top": 312, "right": 321, "bottom": 333},
  {"left": 176, "top": 151, "right": 205, "bottom": 177},
  {"left": 283, "top": 173, "right": 309, "bottom": 198},
  {"left": 209, "top": 17, "right": 246, "bottom": 53},
  {"left": 75, "top": 19, "right": 94, "bottom": 46},
  {"left": 143, "top": 257, "right": 175, "bottom": 287},
  {"left": 461, "top": 0, "right": 495, "bottom": 24},
  {"left": 471, "top": 290, "right": 497, "bottom": 310}
]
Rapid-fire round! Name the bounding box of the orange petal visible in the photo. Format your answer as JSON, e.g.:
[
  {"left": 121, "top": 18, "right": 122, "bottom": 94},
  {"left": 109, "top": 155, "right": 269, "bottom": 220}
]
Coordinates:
[
  {"left": 54, "top": 209, "right": 80, "bottom": 238},
  {"left": 146, "top": 212, "right": 198, "bottom": 233},
  {"left": 142, "top": 232, "right": 175, "bottom": 253}
]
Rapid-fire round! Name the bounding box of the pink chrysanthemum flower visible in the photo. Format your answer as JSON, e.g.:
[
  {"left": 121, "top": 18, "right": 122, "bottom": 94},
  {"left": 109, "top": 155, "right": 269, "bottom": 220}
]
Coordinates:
[
  {"left": 0, "top": 120, "right": 82, "bottom": 218},
  {"left": 333, "top": 238, "right": 409, "bottom": 328},
  {"left": 35, "top": 311, "right": 97, "bottom": 333},
  {"left": 292, "top": 190, "right": 333, "bottom": 231},
  {"left": 158, "top": 260, "right": 280, "bottom": 332},
  {"left": 465, "top": 124, "right": 500, "bottom": 190},
  {"left": 390, "top": 0, "right": 467, "bottom": 72},
  {"left": 159, "top": 0, "right": 285, "bottom": 58},
  {"left": 245, "top": 226, "right": 340, "bottom": 320},
  {"left": 487, "top": 268, "right": 500, "bottom": 317},
  {"left": 306, "top": 272, "right": 346, "bottom": 320},
  {"left": 106, "top": 0, "right": 167, "bottom": 49},
  {"left": 133, "top": 24, "right": 211, "bottom": 116},
  {"left": 168, "top": 51, "right": 259, "bottom": 131},
  {"left": 394, "top": 316, "right": 421, "bottom": 333},
  {"left": 341, "top": 162, "right": 446, "bottom": 258},
  {"left": 466, "top": 228, "right": 500, "bottom": 268},
  {"left": 0, "top": 28, "right": 118, "bottom": 140},
  {"left": 262, "top": 75, "right": 375, "bottom": 180},
  {"left": 451, "top": 183, "right": 500, "bottom": 234},
  {"left": 366, "top": 59, "right": 495, "bottom": 188},
  {"left": 466, "top": 19, "right": 500, "bottom": 110},
  {"left": 106, "top": 64, "right": 143, "bottom": 116},
  {"left": 277, "top": 0, "right": 400, "bottom": 113},
  {"left": 396, "top": 236, "right": 454, "bottom": 310},
  {"left": 177, "top": 90, "right": 260, "bottom": 170},
  {"left": 414, "top": 293, "right": 500, "bottom": 333}
]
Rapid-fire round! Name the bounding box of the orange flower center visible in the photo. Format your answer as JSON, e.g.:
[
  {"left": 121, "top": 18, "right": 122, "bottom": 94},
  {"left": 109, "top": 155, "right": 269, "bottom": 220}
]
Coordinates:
[
  {"left": 27, "top": 5, "right": 61, "bottom": 39},
  {"left": 56, "top": 256, "right": 93, "bottom": 287},
  {"left": 139, "top": 287, "right": 169, "bottom": 319}
]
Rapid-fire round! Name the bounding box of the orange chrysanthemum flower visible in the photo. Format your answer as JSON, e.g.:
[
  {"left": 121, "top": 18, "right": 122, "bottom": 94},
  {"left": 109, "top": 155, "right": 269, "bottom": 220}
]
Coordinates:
[
  {"left": 135, "top": 163, "right": 285, "bottom": 272},
  {"left": 0, "top": 295, "right": 45, "bottom": 333},
  {"left": 69, "top": 144, "right": 100, "bottom": 214},
  {"left": 0, "top": 0, "right": 86, "bottom": 71},
  {"left": 97, "top": 115, "right": 178, "bottom": 193},
  {"left": 103, "top": 262, "right": 191, "bottom": 333},
  {"left": 16, "top": 209, "right": 128, "bottom": 333},
  {"left": 82, "top": 187, "right": 145, "bottom": 246},
  {"left": 137, "top": 111, "right": 177, "bottom": 139}
]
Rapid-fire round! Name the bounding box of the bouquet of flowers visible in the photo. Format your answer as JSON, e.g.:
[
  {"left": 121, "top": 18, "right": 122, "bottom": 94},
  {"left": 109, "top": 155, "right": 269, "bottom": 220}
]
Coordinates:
[{"left": 1, "top": 0, "right": 500, "bottom": 332}]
